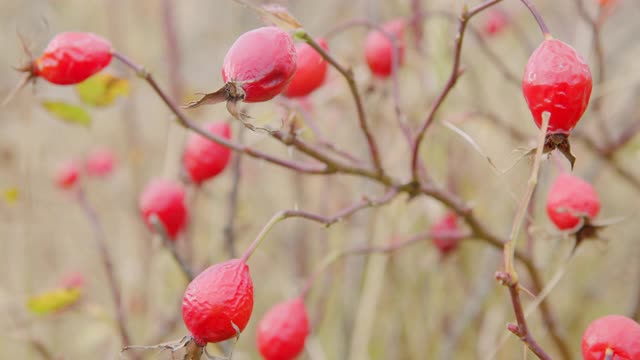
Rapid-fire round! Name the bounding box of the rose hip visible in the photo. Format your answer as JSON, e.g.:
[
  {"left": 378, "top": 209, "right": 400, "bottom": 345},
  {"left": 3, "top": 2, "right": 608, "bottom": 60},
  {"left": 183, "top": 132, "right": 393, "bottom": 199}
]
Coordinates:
[
  {"left": 257, "top": 297, "right": 310, "bottom": 360},
  {"left": 33, "top": 32, "right": 112, "bottom": 85},
  {"left": 85, "top": 148, "right": 116, "bottom": 177},
  {"left": 546, "top": 173, "right": 600, "bottom": 231},
  {"left": 54, "top": 160, "right": 80, "bottom": 189},
  {"left": 283, "top": 38, "right": 329, "bottom": 98},
  {"left": 182, "top": 259, "right": 254, "bottom": 345},
  {"left": 139, "top": 179, "right": 188, "bottom": 239},
  {"left": 182, "top": 121, "right": 232, "bottom": 185},
  {"left": 431, "top": 213, "right": 460, "bottom": 255},
  {"left": 582, "top": 315, "right": 640, "bottom": 360},
  {"left": 364, "top": 19, "right": 406, "bottom": 78}
]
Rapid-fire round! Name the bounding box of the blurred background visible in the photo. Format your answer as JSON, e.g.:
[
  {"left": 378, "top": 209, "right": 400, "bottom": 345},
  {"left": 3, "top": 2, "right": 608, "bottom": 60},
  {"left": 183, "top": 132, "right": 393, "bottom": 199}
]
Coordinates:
[{"left": 1, "top": 0, "right": 639, "bottom": 359}]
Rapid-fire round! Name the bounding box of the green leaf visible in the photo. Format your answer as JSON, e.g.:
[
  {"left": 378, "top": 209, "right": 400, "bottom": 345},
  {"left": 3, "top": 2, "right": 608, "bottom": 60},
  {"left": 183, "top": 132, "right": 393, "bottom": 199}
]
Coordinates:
[
  {"left": 76, "top": 74, "right": 129, "bottom": 107},
  {"left": 41, "top": 101, "right": 91, "bottom": 127},
  {"left": 27, "top": 288, "right": 82, "bottom": 315}
]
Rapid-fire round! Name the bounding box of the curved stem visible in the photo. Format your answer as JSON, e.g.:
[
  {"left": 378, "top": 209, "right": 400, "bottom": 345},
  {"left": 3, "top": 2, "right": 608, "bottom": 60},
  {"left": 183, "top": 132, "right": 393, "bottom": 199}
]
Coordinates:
[{"left": 519, "top": 0, "right": 552, "bottom": 38}]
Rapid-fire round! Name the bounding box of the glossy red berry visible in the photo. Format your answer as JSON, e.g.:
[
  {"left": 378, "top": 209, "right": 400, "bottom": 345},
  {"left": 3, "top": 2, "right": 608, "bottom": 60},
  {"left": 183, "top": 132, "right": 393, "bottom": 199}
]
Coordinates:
[
  {"left": 431, "top": 213, "right": 460, "bottom": 255},
  {"left": 85, "top": 148, "right": 115, "bottom": 177},
  {"left": 223, "top": 27, "right": 297, "bottom": 102},
  {"left": 546, "top": 173, "right": 600, "bottom": 231},
  {"left": 139, "top": 179, "right": 188, "bottom": 239},
  {"left": 183, "top": 121, "right": 232, "bottom": 185},
  {"left": 54, "top": 160, "right": 80, "bottom": 189},
  {"left": 365, "top": 19, "right": 406, "bottom": 78},
  {"left": 522, "top": 39, "right": 592, "bottom": 134},
  {"left": 182, "top": 259, "right": 254, "bottom": 345},
  {"left": 581, "top": 315, "right": 640, "bottom": 360},
  {"left": 283, "top": 38, "right": 329, "bottom": 98},
  {"left": 483, "top": 10, "right": 509, "bottom": 36},
  {"left": 34, "top": 32, "right": 112, "bottom": 85},
  {"left": 257, "top": 297, "right": 310, "bottom": 360}
]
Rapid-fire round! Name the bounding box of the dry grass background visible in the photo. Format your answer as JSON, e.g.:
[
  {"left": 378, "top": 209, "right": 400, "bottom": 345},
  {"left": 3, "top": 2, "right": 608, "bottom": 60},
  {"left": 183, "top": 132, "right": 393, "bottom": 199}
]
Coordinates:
[{"left": 1, "top": 0, "right": 639, "bottom": 359}]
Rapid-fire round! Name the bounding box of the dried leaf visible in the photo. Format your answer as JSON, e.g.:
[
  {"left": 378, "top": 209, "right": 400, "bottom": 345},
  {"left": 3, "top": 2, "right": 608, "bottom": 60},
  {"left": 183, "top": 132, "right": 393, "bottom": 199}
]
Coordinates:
[
  {"left": 41, "top": 101, "right": 91, "bottom": 127},
  {"left": 27, "top": 288, "right": 81, "bottom": 315},
  {"left": 76, "top": 74, "right": 129, "bottom": 107}
]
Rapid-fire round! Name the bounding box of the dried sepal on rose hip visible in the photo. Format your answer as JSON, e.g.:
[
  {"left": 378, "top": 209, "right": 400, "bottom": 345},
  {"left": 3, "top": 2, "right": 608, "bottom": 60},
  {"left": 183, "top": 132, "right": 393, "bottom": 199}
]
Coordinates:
[
  {"left": 364, "top": 19, "right": 406, "bottom": 78},
  {"left": 184, "top": 27, "right": 297, "bottom": 119},
  {"left": 182, "top": 258, "right": 254, "bottom": 346},
  {"left": 256, "top": 297, "right": 310, "bottom": 360},
  {"left": 21, "top": 32, "right": 113, "bottom": 85},
  {"left": 581, "top": 315, "right": 640, "bottom": 360},
  {"left": 522, "top": 37, "right": 592, "bottom": 168}
]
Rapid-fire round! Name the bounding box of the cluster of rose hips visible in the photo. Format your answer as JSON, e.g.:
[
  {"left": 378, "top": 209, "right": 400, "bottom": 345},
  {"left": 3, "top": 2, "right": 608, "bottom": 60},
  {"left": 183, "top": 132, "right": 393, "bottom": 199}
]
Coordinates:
[{"left": 22, "top": 0, "right": 635, "bottom": 357}]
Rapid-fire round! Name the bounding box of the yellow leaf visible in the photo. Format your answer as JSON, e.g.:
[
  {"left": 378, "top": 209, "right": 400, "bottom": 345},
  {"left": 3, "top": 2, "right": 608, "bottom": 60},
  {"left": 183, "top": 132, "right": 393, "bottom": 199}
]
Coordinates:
[
  {"left": 76, "top": 74, "right": 129, "bottom": 107},
  {"left": 2, "top": 187, "right": 19, "bottom": 205},
  {"left": 41, "top": 101, "right": 91, "bottom": 127},
  {"left": 27, "top": 288, "right": 81, "bottom": 315}
]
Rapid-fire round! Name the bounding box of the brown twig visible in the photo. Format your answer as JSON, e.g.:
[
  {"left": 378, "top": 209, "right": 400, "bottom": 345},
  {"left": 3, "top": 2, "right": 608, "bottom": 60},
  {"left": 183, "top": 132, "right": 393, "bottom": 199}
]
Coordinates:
[
  {"left": 496, "top": 272, "right": 552, "bottom": 360},
  {"left": 75, "top": 188, "right": 132, "bottom": 347},
  {"left": 149, "top": 215, "right": 194, "bottom": 281},
  {"left": 112, "top": 51, "right": 332, "bottom": 175},
  {"left": 223, "top": 127, "right": 245, "bottom": 258},
  {"left": 411, "top": 0, "right": 504, "bottom": 181},
  {"left": 240, "top": 188, "right": 400, "bottom": 262},
  {"left": 574, "top": 0, "right": 613, "bottom": 143},
  {"left": 297, "top": 32, "right": 385, "bottom": 174}
]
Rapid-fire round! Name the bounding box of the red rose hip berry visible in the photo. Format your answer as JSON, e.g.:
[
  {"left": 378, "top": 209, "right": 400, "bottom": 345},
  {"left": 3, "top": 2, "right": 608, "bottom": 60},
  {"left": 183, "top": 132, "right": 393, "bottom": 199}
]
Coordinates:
[
  {"left": 186, "top": 27, "right": 297, "bottom": 112},
  {"left": 546, "top": 173, "right": 600, "bottom": 231},
  {"left": 483, "top": 10, "right": 509, "bottom": 36},
  {"left": 365, "top": 19, "right": 406, "bottom": 78},
  {"left": 54, "top": 160, "right": 80, "bottom": 189},
  {"left": 523, "top": 39, "right": 592, "bottom": 134},
  {"left": 139, "top": 179, "right": 188, "bottom": 239},
  {"left": 430, "top": 213, "right": 461, "bottom": 255},
  {"left": 182, "top": 259, "right": 254, "bottom": 345},
  {"left": 257, "top": 297, "right": 310, "bottom": 360},
  {"left": 31, "top": 32, "right": 112, "bottom": 85},
  {"left": 582, "top": 315, "right": 640, "bottom": 360},
  {"left": 182, "top": 121, "right": 232, "bottom": 185},
  {"left": 284, "top": 38, "right": 329, "bottom": 98},
  {"left": 85, "top": 148, "right": 116, "bottom": 177}
]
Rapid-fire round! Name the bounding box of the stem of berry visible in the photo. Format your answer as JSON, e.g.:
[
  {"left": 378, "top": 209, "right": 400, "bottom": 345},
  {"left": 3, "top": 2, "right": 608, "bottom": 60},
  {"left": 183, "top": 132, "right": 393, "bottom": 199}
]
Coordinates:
[
  {"left": 240, "top": 189, "right": 399, "bottom": 262},
  {"left": 75, "top": 187, "right": 132, "bottom": 347},
  {"left": 411, "top": 0, "right": 503, "bottom": 182},
  {"left": 149, "top": 214, "right": 194, "bottom": 281},
  {"left": 296, "top": 32, "right": 385, "bottom": 175},
  {"left": 519, "top": 0, "right": 552, "bottom": 39},
  {"left": 504, "top": 112, "right": 549, "bottom": 279}
]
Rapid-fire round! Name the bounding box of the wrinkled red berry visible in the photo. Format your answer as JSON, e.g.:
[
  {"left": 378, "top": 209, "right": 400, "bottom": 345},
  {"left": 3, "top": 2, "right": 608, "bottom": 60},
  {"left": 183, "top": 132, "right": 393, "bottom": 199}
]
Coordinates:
[
  {"left": 483, "top": 10, "right": 509, "bottom": 36},
  {"left": 546, "top": 173, "right": 600, "bottom": 231},
  {"left": 139, "top": 179, "right": 188, "bottom": 239},
  {"left": 283, "top": 38, "right": 329, "bottom": 98},
  {"left": 257, "top": 297, "right": 310, "bottom": 360},
  {"left": 365, "top": 19, "right": 406, "bottom": 78},
  {"left": 85, "top": 148, "right": 115, "bottom": 177},
  {"left": 431, "top": 213, "right": 460, "bottom": 254},
  {"left": 34, "top": 32, "right": 112, "bottom": 85},
  {"left": 522, "top": 39, "right": 592, "bottom": 134},
  {"left": 223, "top": 27, "right": 297, "bottom": 102},
  {"left": 582, "top": 315, "right": 640, "bottom": 360},
  {"left": 182, "top": 259, "right": 254, "bottom": 345},
  {"left": 54, "top": 160, "right": 80, "bottom": 189},
  {"left": 183, "top": 121, "right": 232, "bottom": 185}
]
